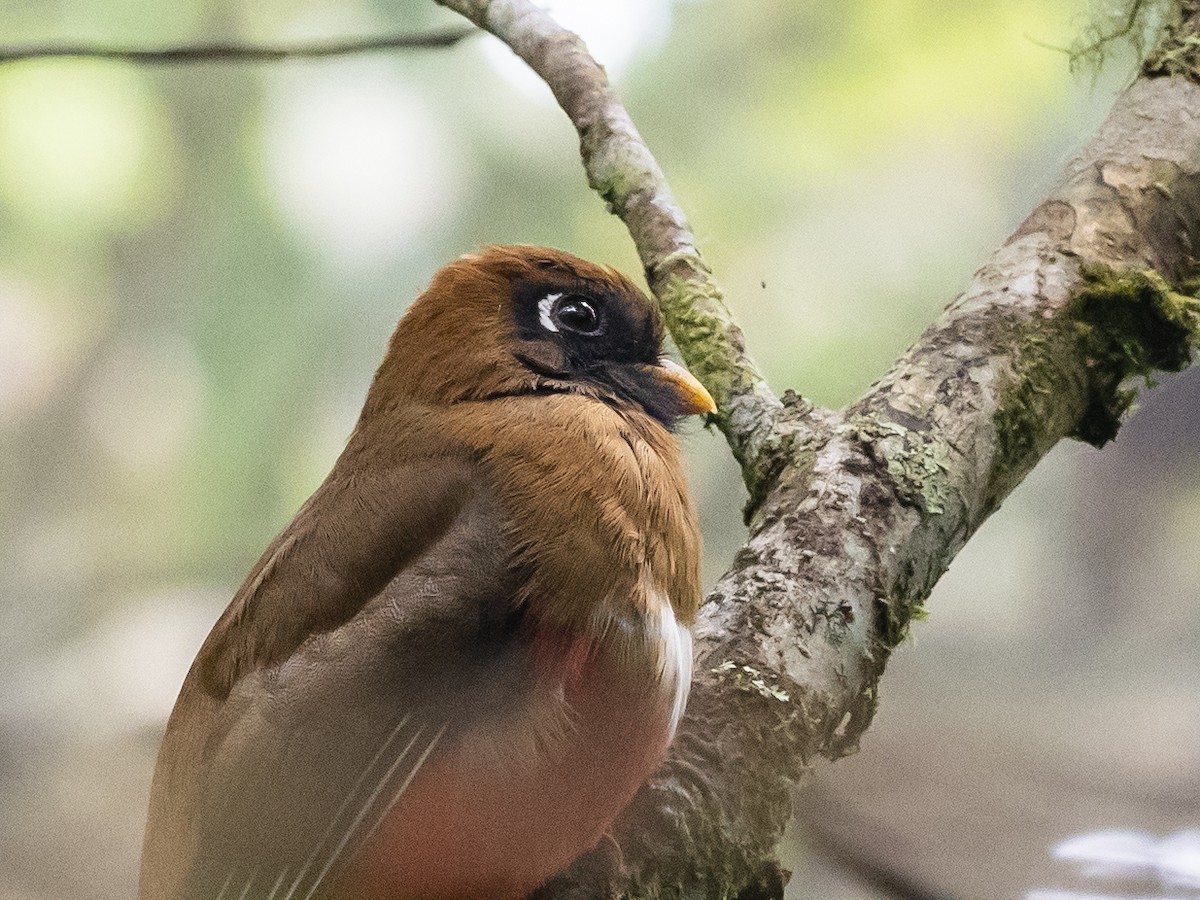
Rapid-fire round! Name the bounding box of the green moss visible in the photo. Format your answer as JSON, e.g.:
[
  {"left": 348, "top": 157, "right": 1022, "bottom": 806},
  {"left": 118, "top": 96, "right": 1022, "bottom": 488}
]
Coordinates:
[
  {"left": 1143, "top": 1, "right": 1200, "bottom": 80},
  {"left": 1068, "top": 265, "right": 1200, "bottom": 445},
  {"left": 657, "top": 271, "right": 736, "bottom": 403},
  {"left": 877, "top": 596, "right": 929, "bottom": 647},
  {"left": 989, "top": 264, "right": 1198, "bottom": 499},
  {"left": 991, "top": 327, "right": 1062, "bottom": 481}
]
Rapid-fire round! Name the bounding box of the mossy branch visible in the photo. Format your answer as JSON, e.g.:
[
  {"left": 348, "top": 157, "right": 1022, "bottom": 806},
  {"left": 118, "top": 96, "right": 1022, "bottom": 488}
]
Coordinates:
[{"left": 1068, "top": 267, "right": 1200, "bottom": 443}]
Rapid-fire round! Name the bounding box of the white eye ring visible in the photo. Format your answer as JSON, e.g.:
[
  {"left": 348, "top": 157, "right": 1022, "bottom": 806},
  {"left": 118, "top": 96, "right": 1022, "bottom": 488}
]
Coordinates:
[{"left": 538, "top": 293, "right": 563, "bottom": 332}]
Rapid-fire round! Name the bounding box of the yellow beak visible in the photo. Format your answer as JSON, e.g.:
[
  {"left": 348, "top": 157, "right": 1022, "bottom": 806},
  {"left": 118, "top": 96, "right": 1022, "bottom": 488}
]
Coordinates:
[{"left": 653, "top": 357, "right": 717, "bottom": 417}]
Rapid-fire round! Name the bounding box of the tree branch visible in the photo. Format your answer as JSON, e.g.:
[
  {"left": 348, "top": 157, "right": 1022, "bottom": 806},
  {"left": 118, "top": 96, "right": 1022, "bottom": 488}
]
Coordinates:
[
  {"left": 438, "top": 2, "right": 1200, "bottom": 898},
  {"left": 0, "top": 27, "right": 475, "bottom": 65}
]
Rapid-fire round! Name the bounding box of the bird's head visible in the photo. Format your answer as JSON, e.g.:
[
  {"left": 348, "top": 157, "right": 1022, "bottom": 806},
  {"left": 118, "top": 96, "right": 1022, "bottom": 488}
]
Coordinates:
[{"left": 363, "top": 245, "right": 716, "bottom": 427}]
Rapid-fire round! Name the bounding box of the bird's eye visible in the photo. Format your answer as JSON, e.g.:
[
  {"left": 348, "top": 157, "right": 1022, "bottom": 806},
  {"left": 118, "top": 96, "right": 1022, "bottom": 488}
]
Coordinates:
[
  {"left": 552, "top": 296, "right": 601, "bottom": 335},
  {"left": 538, "top": 293, "right": 603, "bottom": 336}
]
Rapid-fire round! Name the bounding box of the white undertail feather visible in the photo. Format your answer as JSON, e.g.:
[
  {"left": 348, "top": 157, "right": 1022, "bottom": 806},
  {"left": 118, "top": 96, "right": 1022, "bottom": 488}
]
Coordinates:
[
  {"left": 264, "top": 869, "right": 288, "bottom": 900},
  {"left": 231, "top": 713, "right": 444, "bottom": 900},
  {"left": 299, "top": 723, "right": 446, "bottom": 900},
  {"left": 235, "top": 870, "right": 257, "bottom": 900},
  {"left": 278, "top": 714, "right": 414, "bottom": 900},
  {"left": 652, "top": 596, "right": 693, "bottom": 739},
  {"left": 356, "top": 723, "right": 449, "bottom": 855}
]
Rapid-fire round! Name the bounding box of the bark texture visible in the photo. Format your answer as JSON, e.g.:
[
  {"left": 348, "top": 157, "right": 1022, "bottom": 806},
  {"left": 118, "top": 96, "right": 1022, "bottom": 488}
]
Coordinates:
[{"left": 440, "top": 2, "right": 1200, "bottom": 897}]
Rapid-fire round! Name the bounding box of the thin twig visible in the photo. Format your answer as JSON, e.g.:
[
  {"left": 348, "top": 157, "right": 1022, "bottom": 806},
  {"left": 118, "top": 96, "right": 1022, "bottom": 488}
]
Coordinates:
[
  {"left": 0, "top": 26, "right": 476, "bottom": 65},
  {"left": 1069, "top": 0, "right": 1151, "bottom": 70}
]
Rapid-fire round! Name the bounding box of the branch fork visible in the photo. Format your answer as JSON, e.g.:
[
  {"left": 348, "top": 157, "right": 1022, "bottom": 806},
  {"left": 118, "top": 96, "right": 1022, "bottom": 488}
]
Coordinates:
[{"left": 433, "top": 2, "right": 1200, "bottom": 897}]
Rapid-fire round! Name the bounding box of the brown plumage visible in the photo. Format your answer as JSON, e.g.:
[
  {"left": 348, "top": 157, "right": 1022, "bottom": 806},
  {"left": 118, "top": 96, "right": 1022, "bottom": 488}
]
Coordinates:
[{"left": 138, "top": 246, "right": 714, "bottom": 900}]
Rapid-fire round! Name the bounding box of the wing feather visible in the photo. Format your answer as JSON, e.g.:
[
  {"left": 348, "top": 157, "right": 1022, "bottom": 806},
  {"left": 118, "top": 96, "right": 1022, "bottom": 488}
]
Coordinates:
[
  {"left": 196, "top": 451, "right": 476, "bottom": 698},
  {"left": 141, "top": 447, "right": 529, "bottom": 900}
]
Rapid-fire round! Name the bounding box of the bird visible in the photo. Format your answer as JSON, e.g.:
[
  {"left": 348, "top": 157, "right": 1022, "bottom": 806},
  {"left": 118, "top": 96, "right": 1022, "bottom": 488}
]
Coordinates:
[{"left": 137, "top": 245, "right": 716, "bottom": 900}]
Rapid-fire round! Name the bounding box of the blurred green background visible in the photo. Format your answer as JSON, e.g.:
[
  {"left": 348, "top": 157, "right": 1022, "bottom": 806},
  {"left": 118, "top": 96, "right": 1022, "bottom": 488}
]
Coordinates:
[{"left": 1, "top": 1, "right": 1197, "bottom": 898}]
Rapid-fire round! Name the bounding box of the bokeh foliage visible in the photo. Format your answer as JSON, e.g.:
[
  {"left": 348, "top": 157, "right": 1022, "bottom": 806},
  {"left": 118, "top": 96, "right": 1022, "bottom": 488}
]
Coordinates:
[{"left": 1, "top": 2, "right": 1196, "bottom": 898}]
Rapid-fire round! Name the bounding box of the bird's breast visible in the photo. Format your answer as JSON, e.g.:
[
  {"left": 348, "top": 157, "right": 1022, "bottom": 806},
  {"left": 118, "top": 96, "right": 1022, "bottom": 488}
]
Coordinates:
[{"left": 339, "top": 611, "right": 690, "bottom": 900}]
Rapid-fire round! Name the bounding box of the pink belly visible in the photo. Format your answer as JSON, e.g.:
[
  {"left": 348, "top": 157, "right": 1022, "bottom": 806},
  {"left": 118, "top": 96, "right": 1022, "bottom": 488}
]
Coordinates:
[{"left": 338, "top": 651, "right": 673, "bottom": 900}]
